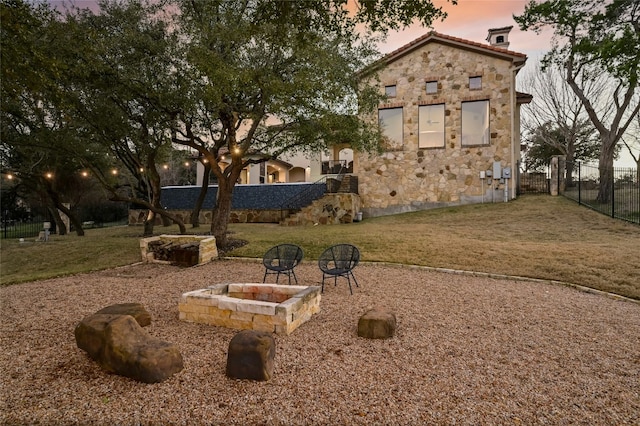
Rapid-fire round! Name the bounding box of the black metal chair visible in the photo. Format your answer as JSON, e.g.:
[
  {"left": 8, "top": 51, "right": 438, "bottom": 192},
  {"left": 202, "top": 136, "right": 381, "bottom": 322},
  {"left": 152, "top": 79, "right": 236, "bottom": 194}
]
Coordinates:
[
  {"left": 262, "top": 244, "right": 304, "bottom": 285},
  {"left": 318, "top": 244, "right": 360, "bottom": 294}
]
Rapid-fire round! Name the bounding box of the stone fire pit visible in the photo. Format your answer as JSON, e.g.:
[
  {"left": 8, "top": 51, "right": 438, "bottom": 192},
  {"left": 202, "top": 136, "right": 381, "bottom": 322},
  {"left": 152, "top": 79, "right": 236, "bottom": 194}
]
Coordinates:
[
  {"left": 179, "top": 283, "right": 321, "bottom": 335},
  {"left": 140, "top": 234, "right": 218, "bottom": 266}
]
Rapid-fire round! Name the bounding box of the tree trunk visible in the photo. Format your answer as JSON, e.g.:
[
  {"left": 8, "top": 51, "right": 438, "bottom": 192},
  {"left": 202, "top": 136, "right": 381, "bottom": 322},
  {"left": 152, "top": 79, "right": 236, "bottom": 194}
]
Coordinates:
[
  {"left": 211, "top": 176, "right": 234, "bottom": 248},
  {"left": 142, "top": 153, "right": 187, "bottom": 235},
  {"left": 55, "top": 202, "right": 85, "bottom": 236},
  {"left": 161, "top": 214, "right": 172, "bottom": 227},
  {"left": 143, "top": 210, "right": 156, "bottom": 237},
  {"left": 43, "top": 182, "right": 85, "bottom": 236},
  {"left": 596, "top": 135, "right": 617, "bottom": 204},
  {"left": 565, "top": 143, "right": 576, "bottom": 188},
  {"left": 48, "top": 206, "right": 67, "bottom": 236},
  {"left": 565, "top": 161, "right": 575, "bottom": 187},
  {"left": 191, "top": 163, "right": 211, "bottom": 228}
]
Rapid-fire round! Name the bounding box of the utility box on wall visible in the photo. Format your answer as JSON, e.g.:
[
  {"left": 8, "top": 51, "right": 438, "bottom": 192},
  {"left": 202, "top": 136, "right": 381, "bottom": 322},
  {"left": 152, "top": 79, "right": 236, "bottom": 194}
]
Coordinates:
[{"left": 493, "top": 162, "right": 502, "bottom": 180}]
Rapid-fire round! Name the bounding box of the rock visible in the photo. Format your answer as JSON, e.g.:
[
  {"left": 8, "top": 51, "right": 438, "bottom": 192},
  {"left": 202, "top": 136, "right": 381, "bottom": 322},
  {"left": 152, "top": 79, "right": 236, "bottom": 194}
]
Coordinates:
[
  {"left": 226, "top": 330, "right": 276, "bottom": 381},
  {"left": 95, "top": 303, "right": 151, "bottom": 327},
  {"left": 75, "top": 314, "right": 183, "bottom": 383},
  {"left": 357, "top": 308, "right": 397, "bottom": 339}
]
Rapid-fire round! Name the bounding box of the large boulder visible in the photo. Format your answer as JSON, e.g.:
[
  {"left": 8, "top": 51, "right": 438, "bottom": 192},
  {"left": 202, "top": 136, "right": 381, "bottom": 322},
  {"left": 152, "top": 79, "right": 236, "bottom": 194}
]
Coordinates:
[
  {"left": 75, "top": 313, "right": 183, "bottom": 383},
  {"left": 357, "top": 308, "right": 397, "bottom": 339},
  {"left": 226, "top": 330, "right": 275, "bottom": 381},
  {"left": 95, "top": 303, "right": 151, "bottom": 327}
]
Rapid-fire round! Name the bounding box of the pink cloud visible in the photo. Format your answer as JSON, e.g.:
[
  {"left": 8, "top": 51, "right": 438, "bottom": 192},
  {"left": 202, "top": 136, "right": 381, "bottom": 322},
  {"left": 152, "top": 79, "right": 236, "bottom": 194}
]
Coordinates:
[{"left": 380, "top": 0, "right": 554, "bottom": 59}]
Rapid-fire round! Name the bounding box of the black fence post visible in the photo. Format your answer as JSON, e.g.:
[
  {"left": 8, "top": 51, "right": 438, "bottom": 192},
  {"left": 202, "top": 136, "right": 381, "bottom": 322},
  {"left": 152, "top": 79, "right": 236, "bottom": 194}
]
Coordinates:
[
  {"left": 577, "top": 162, "right": 581, "bottom": 205},
  {"left": 611, "top": 168, "right": 615, "bottom": 218}
]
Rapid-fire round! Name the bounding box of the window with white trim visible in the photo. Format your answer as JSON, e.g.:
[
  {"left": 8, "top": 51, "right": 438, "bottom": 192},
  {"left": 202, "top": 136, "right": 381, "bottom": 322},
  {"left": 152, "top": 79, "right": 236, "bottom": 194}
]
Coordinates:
[
  {"left": 418, "top": 104, "right": 445, "bottom": 148},
  {"left": 378, "top": 107, "right": 403, "bottom": 150},
  {"left": 461, "top": 100, "right": 489, "bottom": 146}
]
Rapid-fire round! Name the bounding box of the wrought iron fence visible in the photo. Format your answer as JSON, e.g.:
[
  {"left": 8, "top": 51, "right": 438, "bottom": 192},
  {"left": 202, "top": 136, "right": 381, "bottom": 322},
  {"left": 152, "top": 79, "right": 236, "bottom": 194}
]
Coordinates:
[
  {"left": 1, "top": 217, "right": 127, "bottom": 239},
  {"left": 518, "top": 170, "right": 550, "bottom": 194},
  {"left": 563, "top": 162, "right": 639, "bottom": 225},
  {"left": 1, "top": 216, "right": 52, "bottom": 240}
]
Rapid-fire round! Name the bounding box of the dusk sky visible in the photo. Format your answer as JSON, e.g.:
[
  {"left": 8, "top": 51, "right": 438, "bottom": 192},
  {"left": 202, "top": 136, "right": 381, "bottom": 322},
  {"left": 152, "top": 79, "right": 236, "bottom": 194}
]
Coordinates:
[
  {"left": 49, "top": 0, "right": 635, "bottom": 166},
  {"left": 381, "top": 0, "right": 553, "bottom": 62}
]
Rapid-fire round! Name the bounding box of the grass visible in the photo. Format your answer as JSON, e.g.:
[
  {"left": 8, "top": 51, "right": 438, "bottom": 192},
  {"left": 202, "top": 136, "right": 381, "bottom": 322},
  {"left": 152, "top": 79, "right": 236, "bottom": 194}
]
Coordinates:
[
  {"left": 1, "top": 195, "right": 639, "bottom": 299},
  {"left": 564, "top": 187, "right": 640, "bottom": 224}
]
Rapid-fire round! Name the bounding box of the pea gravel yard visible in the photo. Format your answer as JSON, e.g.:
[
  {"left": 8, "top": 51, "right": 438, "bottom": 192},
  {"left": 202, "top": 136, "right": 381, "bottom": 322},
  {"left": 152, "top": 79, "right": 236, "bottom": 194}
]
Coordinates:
[{"left": 1, "top": 259, "right": 638, "bottom": 425}]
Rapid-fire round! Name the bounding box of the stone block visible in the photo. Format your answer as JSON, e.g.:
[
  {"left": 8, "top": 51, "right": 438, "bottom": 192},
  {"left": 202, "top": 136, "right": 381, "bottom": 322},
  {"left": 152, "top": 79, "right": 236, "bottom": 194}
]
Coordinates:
[
  {"left": 207, "top": 284, "right": 229, "bottom": 295},
  {"left": 226, "top": 330, "right": 275, "bottom": 381},
  {"left": 230, "top": 311, "right": 254, "bottom": 322},
  {"left": 357, "top": 308, "right": 397, "bottom": 339},
  {"left": 275, "top": 297, "right": 303, "bottom": 317},
  {"left": 75, "top": 314, "right": 183, "bottom": 383},
  {"left": 236, "top": 299, "right": 276, "bottom": 316},
  {"left": 218, "top": 296, "right": 239, "bottom": 311},
  {"left": 95, "top": 303, "right": 151, "bottom": 327},
  {"left": 227, "top": 284, "right": 245, "bottom": 293}
]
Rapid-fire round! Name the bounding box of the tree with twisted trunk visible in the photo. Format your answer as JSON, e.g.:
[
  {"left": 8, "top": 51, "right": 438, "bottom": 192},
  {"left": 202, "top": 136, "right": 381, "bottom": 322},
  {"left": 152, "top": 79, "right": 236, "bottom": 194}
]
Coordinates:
[{"left": 515, "top": 0, "right": 640, "bottom": 203}]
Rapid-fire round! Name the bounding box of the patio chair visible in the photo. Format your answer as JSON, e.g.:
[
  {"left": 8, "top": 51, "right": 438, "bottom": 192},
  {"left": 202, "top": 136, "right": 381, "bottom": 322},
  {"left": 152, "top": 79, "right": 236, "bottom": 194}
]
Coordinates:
[
  {"left": 318, "top": 244, "right": 360, "bottom": 295},
  {"left": 262, "top": 244, "right": 304, "bottom": 285}
]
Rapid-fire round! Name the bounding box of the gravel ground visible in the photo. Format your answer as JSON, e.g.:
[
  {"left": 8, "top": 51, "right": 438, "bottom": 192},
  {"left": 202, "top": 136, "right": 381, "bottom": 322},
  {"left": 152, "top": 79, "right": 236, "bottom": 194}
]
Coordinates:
[{"left": 1, "top": 259, "right": 639, "bottom": 425}]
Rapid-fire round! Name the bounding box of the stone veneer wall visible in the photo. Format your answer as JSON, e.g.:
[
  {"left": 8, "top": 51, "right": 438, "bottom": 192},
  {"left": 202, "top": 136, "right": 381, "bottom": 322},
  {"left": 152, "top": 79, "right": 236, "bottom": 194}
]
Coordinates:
[
  {"left": 130, "top": 194, "right": 361, "bottom": 226},
  {"left": 358, "top": 41, "right": 518, "bottom": 217},
  {"left": 129, "top": 209, "right": 283, "bottom": 226},
  {"left": 282, "top": 193, "right": 361, "bottom": 226}
]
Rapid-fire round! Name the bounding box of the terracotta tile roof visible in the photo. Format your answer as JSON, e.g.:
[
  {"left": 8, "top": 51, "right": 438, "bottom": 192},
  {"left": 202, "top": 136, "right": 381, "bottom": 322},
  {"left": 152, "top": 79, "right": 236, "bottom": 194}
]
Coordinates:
[
  {"left": 488, "top": 26, "right": 514, "bottom": 33},
  {"left": 380, "top": 30, "right": 527, "bottom": 65},
  {"left": 516, "top": 91, "right": 534, "bottom": 104}
]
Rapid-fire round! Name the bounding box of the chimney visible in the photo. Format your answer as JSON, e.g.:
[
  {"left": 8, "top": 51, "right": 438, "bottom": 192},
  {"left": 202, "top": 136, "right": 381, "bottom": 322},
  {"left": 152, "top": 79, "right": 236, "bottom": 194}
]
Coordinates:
[{"left": 486, "top": 26, "right": 513, "bottom": 49}]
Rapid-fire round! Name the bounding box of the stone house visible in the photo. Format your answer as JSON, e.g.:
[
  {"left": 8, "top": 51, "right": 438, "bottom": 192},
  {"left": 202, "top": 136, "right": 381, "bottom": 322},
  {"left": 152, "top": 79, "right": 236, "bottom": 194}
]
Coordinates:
[
  {"left": 352, "top": 28, "right": 532, "bottom": 217},
  {"left": 146, "top": 28, "right": 532, "bottom": 225}
]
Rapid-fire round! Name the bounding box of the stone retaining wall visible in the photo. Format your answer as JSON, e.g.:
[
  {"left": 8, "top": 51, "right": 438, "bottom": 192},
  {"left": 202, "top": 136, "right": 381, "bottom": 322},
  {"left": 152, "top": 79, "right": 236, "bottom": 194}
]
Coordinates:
[
  {"left": 129, "top": 209, "right": 282, "bottom": 226},
  {"left": 282, "top": 193, "right": 361, "bottom": 226}
]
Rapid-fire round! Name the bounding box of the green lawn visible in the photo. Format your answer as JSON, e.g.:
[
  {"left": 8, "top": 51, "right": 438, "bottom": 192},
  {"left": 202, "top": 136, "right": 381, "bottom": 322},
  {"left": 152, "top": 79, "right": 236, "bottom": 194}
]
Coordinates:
[{"left": 2, "top": 195, "right": 639, "bottom": 299}]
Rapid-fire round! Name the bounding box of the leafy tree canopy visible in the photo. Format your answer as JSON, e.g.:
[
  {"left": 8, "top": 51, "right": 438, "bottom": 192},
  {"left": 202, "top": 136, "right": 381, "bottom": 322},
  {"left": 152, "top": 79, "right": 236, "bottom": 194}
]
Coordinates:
[
  {"left": 524, "top": 121, "right": 601, "bottom": 171},
  {"left": 2, "top": 0, "right": 455, "bottom": 243},
  {"left": 515, "top": 0, "right": 639, "bottom": 85}
]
